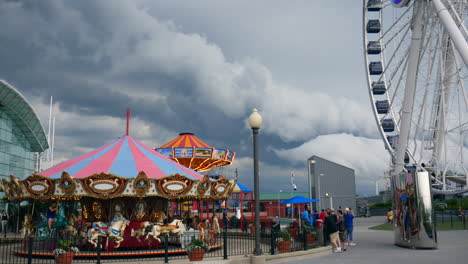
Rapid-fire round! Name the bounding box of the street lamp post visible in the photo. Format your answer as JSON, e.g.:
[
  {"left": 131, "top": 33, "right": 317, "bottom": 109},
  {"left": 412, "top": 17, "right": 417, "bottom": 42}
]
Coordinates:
[
  {"left": 249, "top": 108, "right": 263, "bottom": 256},
  {"left": 318, "top": 173, "right": 324, "bottom": 210},
  {"left": 278, "top": 190, "right": 282, "bottom": 217},
  {"left": 308, "top": 160, "right": 316, "bottom": 210},
  {"left": 325, "top": 193, "right": 333, "bottom": 209}
]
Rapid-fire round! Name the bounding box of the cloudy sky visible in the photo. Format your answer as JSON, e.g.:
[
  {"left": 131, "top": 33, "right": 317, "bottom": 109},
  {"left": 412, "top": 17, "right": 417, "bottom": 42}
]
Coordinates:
[{"left": 0, "top": 0, "right": 392, "bottom": 196}]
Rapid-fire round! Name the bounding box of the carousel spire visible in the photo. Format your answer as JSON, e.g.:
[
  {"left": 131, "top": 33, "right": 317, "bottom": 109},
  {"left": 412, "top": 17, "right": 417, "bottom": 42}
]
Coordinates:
[{"left": 126, "top": 108, "right": 130, "bottom": 136}]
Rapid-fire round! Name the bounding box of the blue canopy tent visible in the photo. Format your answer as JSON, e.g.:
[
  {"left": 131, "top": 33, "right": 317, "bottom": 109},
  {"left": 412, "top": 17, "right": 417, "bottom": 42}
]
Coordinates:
[
  {"left": 279, "top": 196, "right": 320, "bottom": 232},
  {"left": 279, "top": 196, "right": 320, "bottom": 204}
]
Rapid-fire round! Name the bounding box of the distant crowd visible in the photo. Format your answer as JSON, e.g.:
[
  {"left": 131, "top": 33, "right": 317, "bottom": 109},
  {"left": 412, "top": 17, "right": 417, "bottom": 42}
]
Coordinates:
[{"left": 301, "top": 205, "right": 356, "bottom": 253}]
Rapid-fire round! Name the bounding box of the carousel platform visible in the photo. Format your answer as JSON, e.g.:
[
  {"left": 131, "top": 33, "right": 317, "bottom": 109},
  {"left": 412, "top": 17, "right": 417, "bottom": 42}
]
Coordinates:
[{"left": 13, "top": 243, "right": 222, "bottom": 259}]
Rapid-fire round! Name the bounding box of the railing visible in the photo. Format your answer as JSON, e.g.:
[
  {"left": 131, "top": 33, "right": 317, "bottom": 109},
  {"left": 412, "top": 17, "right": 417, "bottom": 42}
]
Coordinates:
[
  {"left": 434, "top": 210, "right": 467, "bottom": 230},
  {"left": 0, "top": 226, "right": 324, "bottom": 264}
]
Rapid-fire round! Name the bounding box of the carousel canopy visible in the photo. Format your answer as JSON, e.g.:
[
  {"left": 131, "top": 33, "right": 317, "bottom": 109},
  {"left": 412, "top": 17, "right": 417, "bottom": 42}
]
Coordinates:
[
  {"left": 232, "top": 182, "right": 252, "bottom": 193},
  {"left": 41, "top": 136, "right": 203, "bottom": 180},
  {"left": 2, "top": 132, "right": 236, "bottom": 202},
  {"left": 155, "top": 133, "right": 236, "bottom": 172}
]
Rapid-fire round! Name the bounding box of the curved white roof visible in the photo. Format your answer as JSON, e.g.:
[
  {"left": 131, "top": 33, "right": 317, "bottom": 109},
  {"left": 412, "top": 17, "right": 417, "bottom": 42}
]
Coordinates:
[{"left": 0, "top": 80, "right": 49, "bottom": 152}]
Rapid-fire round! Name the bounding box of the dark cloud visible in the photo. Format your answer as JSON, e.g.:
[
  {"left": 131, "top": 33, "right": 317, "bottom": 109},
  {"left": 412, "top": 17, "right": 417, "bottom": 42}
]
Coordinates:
[{"left": 0, "top": 0, "right": 403, "bottom": 195}]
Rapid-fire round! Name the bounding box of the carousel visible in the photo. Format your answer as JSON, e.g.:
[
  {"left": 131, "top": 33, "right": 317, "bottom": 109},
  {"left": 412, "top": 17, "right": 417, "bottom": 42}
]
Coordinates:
[
  {"left": 1, "top": 134, "right": 237, "bottom": 259},
  {"left": 156, "top": 132, "right": 238, "bottom": 219},
  {"left": 156, "top": 132, "right": 235, "bottom": 172}
]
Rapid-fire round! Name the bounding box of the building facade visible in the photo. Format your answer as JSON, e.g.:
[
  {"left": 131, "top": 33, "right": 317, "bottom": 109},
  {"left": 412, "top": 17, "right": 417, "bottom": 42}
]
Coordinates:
[
  {"left": 260, "top": 191, "right": 309, "bottom": 219},
  {"left": 307, "top": 155, "right": 356, "bottom": 211},
  {"left": 0, "top": 80, "right": 48, "bottom": 182}
]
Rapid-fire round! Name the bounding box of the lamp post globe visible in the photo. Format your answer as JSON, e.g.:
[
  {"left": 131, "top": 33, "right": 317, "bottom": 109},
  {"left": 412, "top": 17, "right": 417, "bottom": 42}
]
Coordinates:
[
  {"left": 248, "top": 108, "right": 262, "bottom": 129},
  {"left": 249, "top": 108, "right": 263, "bottom": 256}
]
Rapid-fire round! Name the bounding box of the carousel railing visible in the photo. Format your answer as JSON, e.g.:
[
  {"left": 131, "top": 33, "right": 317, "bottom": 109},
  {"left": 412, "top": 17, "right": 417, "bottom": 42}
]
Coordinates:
[{"left": 0, "top": 224, "right": 323, "bottom": 263}]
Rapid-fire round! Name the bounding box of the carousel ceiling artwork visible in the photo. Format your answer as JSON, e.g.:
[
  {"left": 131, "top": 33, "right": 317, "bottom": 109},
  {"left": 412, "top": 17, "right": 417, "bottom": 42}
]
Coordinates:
[
  {"left": 155, "top": 133, "right": 236, "bottom": 172},
  {"left": 2, "top": 135, "right": 236, "bottom": 201}
]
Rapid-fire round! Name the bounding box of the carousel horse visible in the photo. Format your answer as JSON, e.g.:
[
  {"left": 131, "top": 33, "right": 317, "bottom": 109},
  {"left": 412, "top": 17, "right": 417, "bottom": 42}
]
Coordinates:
[
  {"left": 212, "top": 215, "right": 220, "bottom": 234},
  {"left": 20, "top": 214, "right": 35, "bottom": 239},
  {"left": 197, "top": 221, "right": 206, "bottom": 242},
  {"left": 88, "top": 219, "right": 129, "bottom": 248},
  {"left": 63, "top": 213, "right": 78, "bottom": 237},
  {"left": 150, "top": 210, "right": 167, "bottom": 225},
  {"left": 78, "top": 222, "right": 91, "bottom": 247},
  {"left": 145, "top": 219, "right": 185, "bottom": 242},
  {"left": 131, "top": 221, "right": 154, "bottom": 243}
]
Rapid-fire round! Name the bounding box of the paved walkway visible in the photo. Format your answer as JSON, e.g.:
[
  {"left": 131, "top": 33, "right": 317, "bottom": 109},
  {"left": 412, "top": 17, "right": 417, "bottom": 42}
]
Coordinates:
[{"left": 269, "top": 216, "right": 468, "bottom": 264}]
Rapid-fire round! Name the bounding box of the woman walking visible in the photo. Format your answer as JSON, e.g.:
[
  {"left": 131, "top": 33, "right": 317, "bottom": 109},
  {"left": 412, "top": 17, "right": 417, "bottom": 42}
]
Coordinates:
[
  {"left": 1, "top": 210, "right": 8, "bottom": 233},
  {"left": 344, "top": 208, "right": 356, "bottom": 246}
]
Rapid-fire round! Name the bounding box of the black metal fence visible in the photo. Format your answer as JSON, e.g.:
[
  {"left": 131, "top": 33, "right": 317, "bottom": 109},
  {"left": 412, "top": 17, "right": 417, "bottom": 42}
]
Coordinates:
[
  {"left": 434, "top": 210, "right": 467, "bottom": 230},
  {"left": 0, "top": 226, "right": 323, "bottom": 264}
]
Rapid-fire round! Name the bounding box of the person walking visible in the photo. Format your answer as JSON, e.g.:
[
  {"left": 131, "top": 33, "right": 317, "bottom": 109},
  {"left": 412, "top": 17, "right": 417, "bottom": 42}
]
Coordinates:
[
  {"left": 337, "top": 209, "right": 348, "bottom": 251},
  {"left": 344, "top": 207, "right": 356, "bottom": 246},
  {"left": 1, "top": 210, "right": 8, "bottom": 233},
  {"left": 386, "top": 208, "right": 394, "bottom": 223},
  {"left": 325, "top": 208, "right": 341, "bottom": 253}
]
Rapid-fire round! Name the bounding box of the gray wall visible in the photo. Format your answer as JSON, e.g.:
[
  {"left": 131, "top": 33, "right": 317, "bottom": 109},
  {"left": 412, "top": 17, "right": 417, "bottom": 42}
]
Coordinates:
[{"left": 308, "top": 155, "right": 356, "bottom": 211}]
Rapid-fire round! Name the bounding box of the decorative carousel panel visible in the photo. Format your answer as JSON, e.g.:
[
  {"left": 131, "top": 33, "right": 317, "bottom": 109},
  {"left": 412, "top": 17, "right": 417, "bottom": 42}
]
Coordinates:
[
  {"left": 133, "top": 171, "right": 151, "bottom": 196},
  {"left": 58, "top": 172, "right": 76, "bottom": 195},
  {"left": 210, "top": 178, "right": 230, "bottom": 198},
  {"left": 23, "top": 175, "right": 55, "bottom": 197},
  {"left": 2, "top": 176, "right": 23, "bottom": 200},
  {"left": 82, "top": 173, "right": 128, "bottom": 199},
  {"left": 131, "top": 200, "right": 148, "bottom": 221},
  {"left": 197, "top": 175, "right": 211, "bottom": 196},
  {"left": 156, "top": 174, "right": 195, "bottom": 198}
]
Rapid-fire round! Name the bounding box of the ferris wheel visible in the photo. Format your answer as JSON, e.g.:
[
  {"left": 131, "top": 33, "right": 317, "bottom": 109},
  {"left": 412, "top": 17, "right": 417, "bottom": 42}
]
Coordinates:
[{"left": 363, "top": 0, "right": 468, "bottom": 194}]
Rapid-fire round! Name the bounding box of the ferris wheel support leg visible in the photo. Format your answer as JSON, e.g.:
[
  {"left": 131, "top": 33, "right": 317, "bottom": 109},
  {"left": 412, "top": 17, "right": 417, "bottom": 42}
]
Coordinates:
[
  {"left": 393, "top": 2, "right": 425, "bottom": 175},
  {"left": 432, "top": 0, "right": 468, "bottom": 66},
  {"left": 392, "top": 2, "right": 437, "bottom": 249}
]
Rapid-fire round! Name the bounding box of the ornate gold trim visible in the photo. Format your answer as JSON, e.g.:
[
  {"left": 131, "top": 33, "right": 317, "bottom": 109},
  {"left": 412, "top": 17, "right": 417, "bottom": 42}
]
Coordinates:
[
  {"left": 23, "top": 175, "right": 54, "bottom": 197},
  {"left": 197, "top": 175, "right": 211, "bottom": 196},
  {"left": 58, "top": 172, "right": 76, "bottom": 195},
  {"left": 156, "top": 174, "right": 194, "bottom": 198},
  {"left": 82, "top": 173, "right": 128, "bottom": 199},
  {"left": 2, "top": 176, "right": 23, "bottom": 200},
  {"left": 133, "top": 171, "right": 150, "bottom": 197},
  {"left": 211, "top": 177, "right": 230, "bottom": 199}
]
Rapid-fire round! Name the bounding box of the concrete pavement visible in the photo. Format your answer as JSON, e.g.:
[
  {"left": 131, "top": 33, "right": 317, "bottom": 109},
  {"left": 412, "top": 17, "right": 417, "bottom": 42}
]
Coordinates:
[{"left": 268, "top": 216, "right": 468, "bottom": 264}]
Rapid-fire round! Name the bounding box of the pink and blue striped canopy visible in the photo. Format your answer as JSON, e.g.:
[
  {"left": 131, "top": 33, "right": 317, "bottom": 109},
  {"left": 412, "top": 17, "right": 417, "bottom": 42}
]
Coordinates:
[{"left": 40, "top": 136, "right": 204, "bottom": 180}]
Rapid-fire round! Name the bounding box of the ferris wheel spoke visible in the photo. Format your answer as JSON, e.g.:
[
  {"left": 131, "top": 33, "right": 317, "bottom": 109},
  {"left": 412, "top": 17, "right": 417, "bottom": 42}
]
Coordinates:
[
  {"left": 445, "top": 0, "right": 468, "bottom": 37},
  {"left": 383, "top": 19, "right": 412, "bottom": 48},
  {"left": 378, "top": 1, "right": 415, "bottom": 41}
]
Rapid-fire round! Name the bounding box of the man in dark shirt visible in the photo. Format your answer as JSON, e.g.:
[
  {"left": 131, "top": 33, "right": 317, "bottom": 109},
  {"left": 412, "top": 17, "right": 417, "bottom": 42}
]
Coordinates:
[{"left": 325, "top": 208, "right": 342, "bottom": 253}]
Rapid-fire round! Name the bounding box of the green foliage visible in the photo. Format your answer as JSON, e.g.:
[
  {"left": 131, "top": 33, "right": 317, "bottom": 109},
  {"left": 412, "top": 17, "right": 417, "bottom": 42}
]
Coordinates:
[
  {"left": 369, "top": 221, "right": 467, "bottom": 231},
  {"left": 369, "top": 201, "right": 392, "bottom": 209},
  {"left": 434, "top": 197, "right": 468, "bottom": 210},
  {"left": 230, "top": 215, "right": 239, "bottom": 228},
  {"left": 58, "top": 240, "right": 74, "bottom": 251},
  {"left": 303, "top": 225, "right": 316, "bottom": 234},
  {"left": 53, "top": 239, "right": 79, "bottom": 257},
  {"left": 368, "top": 223, "right": 393, "bottom": 231},
  {"left": 277, "top": 231, "right": 291, "bottom": 242},
  {"left": 186, "top": 236, "right": 209, "bottom": 253}
]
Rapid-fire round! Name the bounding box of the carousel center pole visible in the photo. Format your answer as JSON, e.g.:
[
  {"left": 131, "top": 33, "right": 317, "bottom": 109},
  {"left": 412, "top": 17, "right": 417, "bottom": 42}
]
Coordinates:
[{"left": 126, "top": 108, "right": 130, "bottom": 136}]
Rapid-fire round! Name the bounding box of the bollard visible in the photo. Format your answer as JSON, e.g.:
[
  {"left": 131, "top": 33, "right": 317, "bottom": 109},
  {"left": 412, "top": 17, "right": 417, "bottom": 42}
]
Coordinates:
[
  {"left": 164, "top": 233, "right": 169, "bottom": 264},
  {"left": 450, "top": 211, "right": 453, "bottom": 229},
  {"left": 464, "top": 212, "right": 466, "bottom": 230},
  {"left": 223, "top": 227, "right": 228, "bottom": 259},
  {"left": 96, "top": 236, "right": 102, "bottom": 264},
  {"left": 303, "top": 230, "right": 307, "bottom": 251},
  {"left": 27, "top": 236, "right": 33, "bottom": 264}
]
